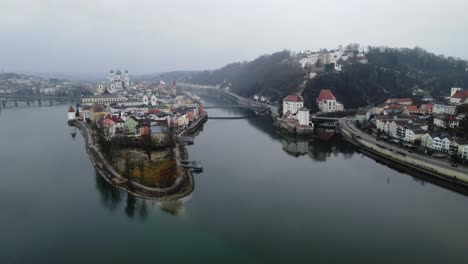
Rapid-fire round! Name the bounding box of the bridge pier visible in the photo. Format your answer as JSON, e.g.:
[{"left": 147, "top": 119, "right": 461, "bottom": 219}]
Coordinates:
[
  {"left": 49, "top": 100, "right": 53, "bottom": 105},
  {"left": 14, "top": 100, "right": 18, "bottom": 107},
  {"left": 38, "top": 99, "right": 42, "bottom": 106},
  {"left": 26, "top": 101, "right": 30, "bottom": 107}
]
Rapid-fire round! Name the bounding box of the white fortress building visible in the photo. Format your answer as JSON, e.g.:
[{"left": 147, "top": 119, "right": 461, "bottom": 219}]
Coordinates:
[{"left": 283, "top": 95, "right": 304, "bottom": 116}]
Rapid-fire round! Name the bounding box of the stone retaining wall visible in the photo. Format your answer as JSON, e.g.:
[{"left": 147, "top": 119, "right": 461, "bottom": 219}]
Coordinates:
[{"left": 76, "top": 121, "right": 195, "bottom": 201}]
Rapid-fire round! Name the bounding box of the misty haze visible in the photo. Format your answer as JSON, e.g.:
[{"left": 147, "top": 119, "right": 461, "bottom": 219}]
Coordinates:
[{"left": 1, "top": 1, "right": 468, "bottom": 263}]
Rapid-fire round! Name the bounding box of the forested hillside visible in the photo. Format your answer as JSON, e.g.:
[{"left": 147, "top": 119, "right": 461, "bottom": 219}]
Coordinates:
[
  {"left": 304, "top": 47, "right": 468, "bottom": 110},
  {"left": 147, "top": 47, "right": 468, "bottom": 111}
]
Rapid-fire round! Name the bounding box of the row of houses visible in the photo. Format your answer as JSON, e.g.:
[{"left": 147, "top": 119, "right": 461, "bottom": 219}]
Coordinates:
[
  {"left": 421, "top": 133, "right": 468, "bottom": 158},
  {"left": 373, "top": 115, "right": 428, "bottom": 143}
]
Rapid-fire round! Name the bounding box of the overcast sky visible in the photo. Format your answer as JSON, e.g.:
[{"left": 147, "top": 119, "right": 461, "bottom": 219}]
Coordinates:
[{"left": 1, "top": 0, "right": 467, "bottom": 76}]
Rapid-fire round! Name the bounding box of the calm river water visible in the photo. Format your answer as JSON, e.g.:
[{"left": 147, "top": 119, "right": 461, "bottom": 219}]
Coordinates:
[{"left": 2, "top": 97, "right": 468, "bottom": 264}]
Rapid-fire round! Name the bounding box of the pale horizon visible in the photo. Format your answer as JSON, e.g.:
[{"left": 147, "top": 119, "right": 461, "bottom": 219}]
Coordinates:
[{"left": 1, "top": 0, "right": 468, "bottom": 76}]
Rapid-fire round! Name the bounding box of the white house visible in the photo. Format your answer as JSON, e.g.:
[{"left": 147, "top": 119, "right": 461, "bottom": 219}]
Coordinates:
[
  {"left": 283, "top": 95, "right": 304, "bottom": 116},
  {"left": 297, "top": 107, "right": 310, "bottom": 126}
]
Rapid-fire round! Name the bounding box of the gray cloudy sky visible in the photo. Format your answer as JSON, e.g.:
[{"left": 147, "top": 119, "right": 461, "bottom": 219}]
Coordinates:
[{"left": 1, "top": 0, "right": 467, "bottom": 76}]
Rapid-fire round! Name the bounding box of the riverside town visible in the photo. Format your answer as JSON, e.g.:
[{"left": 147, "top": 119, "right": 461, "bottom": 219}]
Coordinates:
[{"left": 3, "top": 2, "right": 468, "bottom": 261}]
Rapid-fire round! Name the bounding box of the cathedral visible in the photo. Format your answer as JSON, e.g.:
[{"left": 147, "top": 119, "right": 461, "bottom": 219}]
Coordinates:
[
  {"left": 109, "top": 69, "right": 130, "bottom": 93},
  {"left": 95, "top": 69, "right": 130, "bottom": 95}
]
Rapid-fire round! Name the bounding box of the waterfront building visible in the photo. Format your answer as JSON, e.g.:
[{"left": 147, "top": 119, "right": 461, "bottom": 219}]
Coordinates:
[
  {"left": 297, "top": 107, "right": 310, "bottom": 126},
  {"left": 283, "top": 95, "right": 304, "bottom": 115},
  {"left": 460, "top": 144, "right": 468, "bottom": 160},
  {"left": 421, "top": 133, "right": 434, "bottom": 149},
  {"left": 67, "top": 105, "right": 75, "bottom": 121},
  {"left": 317, "top": 89, "right": 342, "bottom": 113},
  {"left": 81, "top": 94, "right": 127, "bottom": 106}
]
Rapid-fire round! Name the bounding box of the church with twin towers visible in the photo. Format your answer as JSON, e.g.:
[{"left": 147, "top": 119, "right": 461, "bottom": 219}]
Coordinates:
[{"left": 109, "top": 69, "right": 130, "bottom": 92}]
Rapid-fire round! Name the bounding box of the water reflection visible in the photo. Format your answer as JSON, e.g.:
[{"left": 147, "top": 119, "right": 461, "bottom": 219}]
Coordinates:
[
  {"left": 125, "top": 193, "right": 137, "bottom": 218},
  {"left": 94, "top": 171, "right": 123, "bottom": 211},
  {"left": 158, "top": 200, "right": 184, "bottom": 215}
]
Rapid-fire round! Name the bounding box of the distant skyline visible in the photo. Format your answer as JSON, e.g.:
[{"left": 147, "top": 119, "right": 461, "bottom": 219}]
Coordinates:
[{"left": 1, "top": 0, "right": 468, "bottom": 76}]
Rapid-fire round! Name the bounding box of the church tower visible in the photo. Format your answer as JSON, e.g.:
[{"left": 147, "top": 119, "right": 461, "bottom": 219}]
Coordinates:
[
  {"left": 109, "top": 69, "right": 115, "bottom": 83},
  {"left": 124, "top": 69, "right": 130, "bottom": 87}
]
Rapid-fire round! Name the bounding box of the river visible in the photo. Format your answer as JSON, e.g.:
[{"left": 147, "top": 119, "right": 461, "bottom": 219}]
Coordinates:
[{"left": 2, "top": 97, "right": 468, "bottom": 264}]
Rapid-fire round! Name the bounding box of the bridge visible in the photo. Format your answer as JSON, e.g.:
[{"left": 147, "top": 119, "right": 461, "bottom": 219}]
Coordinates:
[
  {"left": 0, "top": 95, "right": 78, "bottom": 109},
  {"left": 310, "top": 116, "right": 341, "bottom": 121},
  {"left": 207, "top": 116, "right": 260, "bottom": 119},
  {"left": 204, "top": 105, "right": 264, "bottom": 109}
]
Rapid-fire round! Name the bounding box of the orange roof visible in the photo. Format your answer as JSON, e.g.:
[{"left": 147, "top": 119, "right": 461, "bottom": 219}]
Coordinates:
[
  {"left": 452, "top": 90, "right": 468, "bottom": 99},
  {"left": 405, "top": 105, "right": 419, "bottom": 112},
  {"left": 284, "top": 95, "right": 303, "bottom": 102},
  {"left": 317, "top": 89, "right": 336, "bottom": 101}
]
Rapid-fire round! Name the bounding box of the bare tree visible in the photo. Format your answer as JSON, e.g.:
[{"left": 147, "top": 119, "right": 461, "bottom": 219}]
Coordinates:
[
  {"left": 136, "top": 156, "right": 145, "bottom": 181},
  {"left": 123, "top": 153, "right": 136, "bottom": 189}
]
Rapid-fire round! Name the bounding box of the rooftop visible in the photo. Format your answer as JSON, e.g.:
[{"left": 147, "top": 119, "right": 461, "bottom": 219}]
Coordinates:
[
  {"left": 317, "top": 89, "right": 336, "bottom": 101},
  {"left": 284, "top": 95, "right": 303, "bottom": 102}
]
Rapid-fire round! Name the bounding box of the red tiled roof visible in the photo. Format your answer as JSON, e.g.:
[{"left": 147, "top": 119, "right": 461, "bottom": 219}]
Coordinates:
[
  {"left": 405, "top": 105, "right": 419, "bottom": 112},
  {"left": 452, "top": 90, "right": 468, "bottom": 99},
  {"left": 99, "top": 118, "right": 115, "bottom": 127},
  {"left": 68, "top": 105, "right": 75, "bottom": 113},
  {"left": 284, "top": 95, "right": 303, "bottom": 102},
  {"left": 108, "top": 115, "right": 124, "bottom": 123},
  {"left": 317, "top": 89, "right": 336, "bottom": 101}
]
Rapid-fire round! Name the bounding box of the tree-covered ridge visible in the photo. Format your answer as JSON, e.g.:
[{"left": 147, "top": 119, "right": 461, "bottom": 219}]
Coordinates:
[
  {"left": 182, "top": 50, "right": 305, "bottom": 101},
  {"left": 148, "top": 46, "right": 468, "bottom": 110},
  {"left": 304, "top": 47, "right": 468, "bottom": 110}
]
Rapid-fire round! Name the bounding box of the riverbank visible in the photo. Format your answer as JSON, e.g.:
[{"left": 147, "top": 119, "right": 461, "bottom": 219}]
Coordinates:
[
  {"left": 339, "top": 118, "right": 468, "bottom": 187},
  {"left": 75, "top": 115, "right": 207, "bottom": 200}
]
